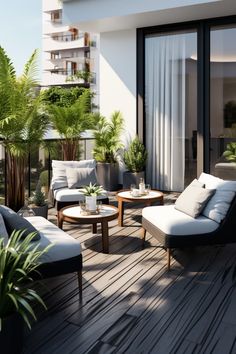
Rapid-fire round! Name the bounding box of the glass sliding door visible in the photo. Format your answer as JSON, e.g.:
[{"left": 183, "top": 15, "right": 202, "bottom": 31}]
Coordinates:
[
  {"left": 210, "top": 25, "right": 236, "bottom": 180},
  {"left": 145, "top": 30, "right": 197, "bottom": 191}
]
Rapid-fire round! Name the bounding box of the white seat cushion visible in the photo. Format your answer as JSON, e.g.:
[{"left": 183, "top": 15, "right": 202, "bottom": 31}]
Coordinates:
[
  {"left": 142, "top": 205, "right": 219, "bottom": 235},
  {"left": 25, "top": 216, "right": 81, "bottom": 263},
  {"left": 53, "top": 188, "right": 108, "bottom": 202}
]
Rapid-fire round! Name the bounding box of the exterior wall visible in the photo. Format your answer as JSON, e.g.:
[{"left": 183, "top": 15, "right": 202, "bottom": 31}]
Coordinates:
[{"left": 100, "top": 29, "right": 137, "bottom": 139}]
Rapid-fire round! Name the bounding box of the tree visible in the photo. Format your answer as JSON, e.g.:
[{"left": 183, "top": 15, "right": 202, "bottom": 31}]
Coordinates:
[{"left": 0, "top": 47, "right": 49, "bottom": 211}]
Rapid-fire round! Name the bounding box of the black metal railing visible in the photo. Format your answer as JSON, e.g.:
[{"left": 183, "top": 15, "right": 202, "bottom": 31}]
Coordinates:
[{"left": 0, "top": 137, "right": 95, "bottom": 205}]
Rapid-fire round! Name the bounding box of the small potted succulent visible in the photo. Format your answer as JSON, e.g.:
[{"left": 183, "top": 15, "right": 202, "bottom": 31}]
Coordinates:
[
  {"left": 79, "top": 183, "right": 104, "bottom": 211},
  {"left": 123, "top": 136, "right": 148, "bottom": 188},
  {"left": 29, "top": 186, "right": 48, "bottom": 219}
]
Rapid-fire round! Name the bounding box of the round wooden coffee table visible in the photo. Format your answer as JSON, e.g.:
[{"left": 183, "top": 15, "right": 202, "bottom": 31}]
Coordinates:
[
  {"left": 116, "top": 190, "right": 164, "bottom": 226},
  {"left": 58, "top": 204, "right": 119, "bottom": 254}
]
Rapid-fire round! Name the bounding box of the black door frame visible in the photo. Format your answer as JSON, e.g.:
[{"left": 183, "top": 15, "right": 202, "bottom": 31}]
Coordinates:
[{"left": 137, "top": 15, "right": 236, "bottom": 178}]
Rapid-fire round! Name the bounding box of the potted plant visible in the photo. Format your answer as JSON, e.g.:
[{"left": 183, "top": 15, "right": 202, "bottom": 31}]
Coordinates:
[
  {"left": 29, "top": 186, "right": 48, "bottom": 219},
  {"left": 0, "top": 47, "right": 49, "bottom": 212},
  {"left": 223, "top": 142, "right": 236, "bottom": 162},
  {"left": 0, "top": 230, "right": 50, "bottom": 353},
  {"left": 47, "top": 89, "right": 97, "bottom": 160},
  {"left": 215, "top": 141, "right": 236, "bottom": 180},
  {"left": 79, "top": 183, "right": 104, "bottom": 211},
  {"left": 93, "top": 111, "right": 124, "bottom": 191},
  {"left": 123, "top": 136, "right": 148, "bottom": 188}
]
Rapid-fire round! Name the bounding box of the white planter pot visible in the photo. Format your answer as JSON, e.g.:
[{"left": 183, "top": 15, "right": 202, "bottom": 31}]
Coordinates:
[{"left": 85, "top": 196, "right": 97, "bottom": 211}]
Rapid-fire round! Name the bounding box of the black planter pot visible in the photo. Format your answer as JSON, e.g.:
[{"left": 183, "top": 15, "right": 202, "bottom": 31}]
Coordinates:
[
  {"left": 123, "top": 171, "right": 145, "bottom": 189},
  {"left": 96, "top": 162, "right": 119, "bottom": 191},
  {"left": 0, "top": 313, "right": 24, "bottom": 354},
  {"left": 31, "top": 204, "right": 48, "bottom": 219}
]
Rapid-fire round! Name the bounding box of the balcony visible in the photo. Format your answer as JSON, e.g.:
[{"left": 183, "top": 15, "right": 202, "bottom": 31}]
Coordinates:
[
  {"left": 43, "top": 35, "right": 87, "bottom": 52},
  {"left": 43, "top": 0, "right": 62, "bottom": 13}
]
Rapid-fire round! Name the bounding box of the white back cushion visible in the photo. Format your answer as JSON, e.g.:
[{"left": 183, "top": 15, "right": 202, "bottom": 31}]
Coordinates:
[
  {"left": 199, "top": 173, "right": 236, "bottom": 223},
  {"left": 51, "top": 159, "right": 96, "bottom": 190}
]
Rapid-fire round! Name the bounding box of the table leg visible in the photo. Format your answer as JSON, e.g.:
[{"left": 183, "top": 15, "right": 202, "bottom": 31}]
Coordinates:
[
  {"left": 101, "top": 220, "right": 109, "bottom": 254},
  {"left": 58, "top": 212, "right": 63, "bottom": 229},
  {"left": 118, "top": 200, "right": 124, "bottom": 227},
  {"left": 92, "top": 223, "right": 97, "bottom": 234}
]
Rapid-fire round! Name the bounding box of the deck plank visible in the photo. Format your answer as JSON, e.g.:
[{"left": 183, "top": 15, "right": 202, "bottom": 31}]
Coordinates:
[{"left": 23, "top": 200, "right": 236, "bottom": 354}]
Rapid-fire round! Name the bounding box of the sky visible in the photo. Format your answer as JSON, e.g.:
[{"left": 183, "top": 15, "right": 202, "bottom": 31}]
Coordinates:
[{"left": 0, "top": 1, "right": 42, "bottom": 77}]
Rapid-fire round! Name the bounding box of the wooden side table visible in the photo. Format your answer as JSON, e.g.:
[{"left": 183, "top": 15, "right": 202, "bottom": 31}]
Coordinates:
[
  {"left": 58, "top": 204, "right": 119, "bottom": 254},
  {"left": 116, "top": 190, "right": 164, "bottom": 227}
]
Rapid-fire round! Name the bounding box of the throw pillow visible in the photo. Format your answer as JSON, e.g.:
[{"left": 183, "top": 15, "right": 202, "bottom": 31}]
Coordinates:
[
  {"left": 0, "top": 214, "right": 9, "bottom": 246},
  {"left": 175, "top": 179, "right": 215, "bottom": 218},
  {"left": 66, "top": 167, "right": 97, "bottom": 189},
  {"left": 0, "top": 205, "right": 40, "bottom": 241},
  {"left": 198, "top": 172, "right": 222, "bottom": 189},
  {"left": 199, "top": 173, "right": 236, "bottom": 223}
]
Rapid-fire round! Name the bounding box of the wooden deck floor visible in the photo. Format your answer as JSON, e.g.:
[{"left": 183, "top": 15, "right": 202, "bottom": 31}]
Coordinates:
[{"left": 23, "top": 196, "right": 236, "bottom": 354}]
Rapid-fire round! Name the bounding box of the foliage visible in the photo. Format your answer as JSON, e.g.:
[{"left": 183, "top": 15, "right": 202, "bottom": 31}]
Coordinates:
[
  {"left": 30, "top": 188, "right": 47, "bottom": 207},
  {"left": 123, "top": 136, "right": 148, "bottom": 172},
  {"left": 0, "top": 230, "right": 51, "bottom": 331},
  {"left": 39, "top": 170, "right": 48, "bottom": 188},
  {"left": 93, "top": 111, "right": 124, "bottom": 163},
  {"left": 78, "top": 182, "right": 104, "bottom": 196},
  {"left": 47, "top": 89, "right": 97, "bottom": 160},
  {"left": 41, "top": 86, "right": 92, "bottom": 107},
  {"left": 66, "top": 70, "right": 93, "bottom": 84},
  {"left": 0, "top": 47, "right": 49, "bottom": 211},
  {"left": 223, "top": 142, "right": 236, "bottom": 162}
]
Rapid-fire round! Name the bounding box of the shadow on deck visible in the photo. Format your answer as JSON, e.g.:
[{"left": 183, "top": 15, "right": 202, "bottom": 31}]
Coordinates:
[{"left": 23, "top": 196, "right": 236, "bottom": 354}]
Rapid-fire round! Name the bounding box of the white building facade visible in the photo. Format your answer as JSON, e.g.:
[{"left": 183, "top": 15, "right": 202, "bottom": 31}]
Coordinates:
[
  {"left": 42, "top": 0, "right": 98, "bottom": 91},
  {"left": 61, "top": 0, "right": 236, "bottom": 191}
]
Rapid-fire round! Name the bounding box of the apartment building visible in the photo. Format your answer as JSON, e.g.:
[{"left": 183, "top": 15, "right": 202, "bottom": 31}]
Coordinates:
[
  {"left": 61, "top": 0, "right": 236, "bottom": 192},
  {"left": 42, "top": 0, "right": 98, "bottom": 91}
]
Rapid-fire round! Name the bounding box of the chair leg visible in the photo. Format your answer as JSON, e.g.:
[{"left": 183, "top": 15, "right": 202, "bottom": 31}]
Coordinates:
[
  {"left": 167, "top": 248, "right": 171, "bottom": 271},
  {"left": 78, "top": 270, "right": 82, "bottom": 301},
  {"left": 141, "top": 227, "right": 146, "bottom": 248}
]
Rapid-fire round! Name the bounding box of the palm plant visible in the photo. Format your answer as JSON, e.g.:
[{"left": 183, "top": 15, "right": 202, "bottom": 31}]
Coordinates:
[
  {"left": 0, "top": 47, "right": 49, "bottom": 211},
  {"left": 47, "top": 89, "right": 96, "bottom": 160},
  {"left": 0, "top": 230, "right": 51, "bottom": 331},
  {"left": 93, "top": 111, "right": 124, "bottom": 163}
]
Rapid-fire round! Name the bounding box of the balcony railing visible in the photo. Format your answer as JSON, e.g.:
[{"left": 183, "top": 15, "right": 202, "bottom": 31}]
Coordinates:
[
  {"left": 0, "top": 137, "right": 95, "bottom": 206},
  {"left": 51, "top": 33, "right": 84, "bottom": 42}
]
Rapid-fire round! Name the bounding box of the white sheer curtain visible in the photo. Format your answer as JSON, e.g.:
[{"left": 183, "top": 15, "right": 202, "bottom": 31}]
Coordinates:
[{"left": 145, "top": 34, "right": 186, "bottom": 192}]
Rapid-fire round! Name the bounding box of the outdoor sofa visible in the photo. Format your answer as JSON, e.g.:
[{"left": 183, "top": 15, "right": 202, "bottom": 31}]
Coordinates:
[
  {"left": 0, "top": 205, "right": 83, "bottom": 297},
  {"left": 50, "top": 159, "right": 109, "bottom": 211},
  {"left": 142, "top": 173, "right": 236, "bottom": 270}
]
